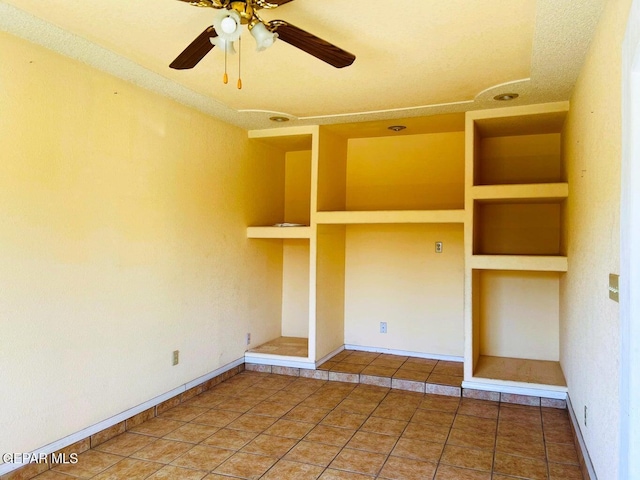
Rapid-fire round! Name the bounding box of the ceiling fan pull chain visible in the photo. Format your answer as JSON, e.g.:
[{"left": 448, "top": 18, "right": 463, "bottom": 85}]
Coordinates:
[
  {"left": 237, "top": 36, "right": 242, "bottom": 89},
  {"left": 223, "top": 41, "right": 229, "bottom": 84}
]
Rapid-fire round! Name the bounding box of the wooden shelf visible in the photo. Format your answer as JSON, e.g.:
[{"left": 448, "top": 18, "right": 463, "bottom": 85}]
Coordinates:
[
  {"left": 247, "top": 226, "right": 311, "bottom": 239},
  {"left": 470, "top": 255, "right": 568, "bottom": 272},
  {"left": 316, "top": 210, "right": 465, "bottom": 225},
  {"left": 472, "top": 183, "right": 568, "bottom": 202},
  {"left": 472, "top": 355, "right": 567, "bottom": 390}
]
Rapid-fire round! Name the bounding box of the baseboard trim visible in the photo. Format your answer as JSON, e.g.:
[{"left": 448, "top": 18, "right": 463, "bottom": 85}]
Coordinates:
[
  {"left": 462, "top": 380, "right": 567, "bottom": 400},
  {"left": 0, "top": 357, "right": 244, "bottom": 476},
  {"left": 567, "top": 395, "right": 598, "bottom": 480},
  {"left": 344, "top": 344, "right": 463, "bottom": 362},
  {"left": 315, "top": 345, "right": 346, "bottom": 367},
  {"left": 243, "top": 352, "right": 316, "bottom": 369}
]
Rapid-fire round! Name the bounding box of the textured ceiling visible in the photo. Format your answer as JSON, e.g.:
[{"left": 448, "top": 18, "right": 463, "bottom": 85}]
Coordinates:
[{"left": 0, "top": 0, "right": 606, "bottom": 130}]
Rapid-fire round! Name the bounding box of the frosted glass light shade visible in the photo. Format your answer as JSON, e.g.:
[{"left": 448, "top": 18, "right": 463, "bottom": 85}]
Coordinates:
[{"left": 250, "top": 21, "right": 278, "bottom": 51}]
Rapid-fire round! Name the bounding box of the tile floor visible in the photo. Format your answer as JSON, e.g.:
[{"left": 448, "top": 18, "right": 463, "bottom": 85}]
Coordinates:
[
  {"left": 318, "top": 350, "right": 463, "bottom": 389},
  {"left": 32, "top": 368, "right": 582, "bottom": 480}
]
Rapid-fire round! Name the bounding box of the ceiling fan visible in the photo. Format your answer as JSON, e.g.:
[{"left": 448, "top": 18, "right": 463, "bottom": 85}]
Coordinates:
[{"left": 170, "top": 0, "right": 356, "bottom": 72}]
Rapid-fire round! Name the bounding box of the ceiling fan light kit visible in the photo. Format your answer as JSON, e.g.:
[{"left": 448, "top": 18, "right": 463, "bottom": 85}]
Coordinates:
[{"left": 171, "top": 0, "right": 356, "bottom": 87}]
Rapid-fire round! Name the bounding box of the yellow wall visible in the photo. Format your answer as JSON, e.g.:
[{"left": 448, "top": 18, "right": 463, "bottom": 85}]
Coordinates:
[
  {"left": 0, "top": 32, "right": 283, "bottom": 455},
  {"left": 562, "top": 0, "right": 632, "bottom": 478},
  {"left": 479, "top": 271, "right": 560, "bottom": 361},
  {"left": 346, "top": 132, "right": 465, "bottom": 211},
  {"left": 281, "top": 240, "right": 310, "bottom": 338},
  {"left": 344, "top": 224, "right": 464, "bottom": 356}
]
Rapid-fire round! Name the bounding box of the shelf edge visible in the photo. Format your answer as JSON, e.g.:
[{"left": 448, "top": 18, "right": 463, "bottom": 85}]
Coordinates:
[
  {"left": 246, "top": 226, "right": 312, "bottom": 239},
  {"left": 470, "top": 255, "right": 568, "bottom": 272},
  {"left": 316, "top": 210, "right": 465, "bottom": 224}
]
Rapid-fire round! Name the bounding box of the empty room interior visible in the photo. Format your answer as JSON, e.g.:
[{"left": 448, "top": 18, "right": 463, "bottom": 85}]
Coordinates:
[{"left": 1, "top": 0, "right": 638, "bottom": 479}]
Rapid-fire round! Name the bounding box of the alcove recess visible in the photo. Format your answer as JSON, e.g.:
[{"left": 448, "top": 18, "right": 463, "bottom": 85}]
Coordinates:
[
  {"left": 245, "top": 126, "right": 314, "bottom": 366},
  {"left": 464, "top": 102, "right": 569, "bottom": 397}
]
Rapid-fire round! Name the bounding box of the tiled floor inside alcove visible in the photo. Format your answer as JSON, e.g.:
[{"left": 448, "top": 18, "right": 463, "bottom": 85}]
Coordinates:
[
  {"left": 29, "top": 366, "right": 583, "bottom": 480},
  {"left": 316, "top": 350, "right": 463, "bottom": 396}
]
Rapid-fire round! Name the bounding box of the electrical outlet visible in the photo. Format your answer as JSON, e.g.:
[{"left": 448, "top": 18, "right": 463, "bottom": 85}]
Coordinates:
[
  {"left": 246, "top": 333, "right": 251, "bottom": 345},
  {"left": 380, "top": 322, "right": 387, "bottom": 334},
  {"left": 584, "top": 405, "right": 588, "bottom": 426},
  {"left": 172, "top": 350, "right": 179, "bottom": 366},
  {"left": 435, "top": 241, "right": 443, "bottom": 253}
]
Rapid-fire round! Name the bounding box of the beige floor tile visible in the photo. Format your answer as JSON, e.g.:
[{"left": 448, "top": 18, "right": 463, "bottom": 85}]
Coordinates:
[
  {"left": 212, "top": 396, "right": 262, "bottom": 413},
  {"left": 496, "top": 435, "right": 546, "bottom": 460},
  {"left": 305, "top": 425, "right": 357, "bottom": 447},
  {"left": 411, "top": 409, "right": 455, "bottom": 427},
  {"left": 318, "top": 469, "right": 375, "bottom": 479},
  {"left": 548, "top": 462, "right": 584, "bottom": 479},
  {"left": 127, "top": 417, "right": 185, "bottom": 437},
  {"left": 261, "top": 459, "right": 324, "bottom": 480},
  {"left": 226, "top": 413, "right": 278, "bottom": 433},
  {"left": 213, "top": 452, "right": 277, "bottom": 479},
  {"left": 346, "top": 431, "right": 399, "bottom": 455},
  {"left": 360, "top": 417, "right": 407, "bottom": 436},
  {"left": 427, "top": 373, "right": 463, "bottom": 387},
  {"left": 130, "top": 438, "right": 193, "bottom": 464},
  {"left": 419, "top": 395, "right": 461, "bottom": 412},
  {"left": 452, "top": 414, "right": 497, "bottom": 435},
  {"left": 335, "top": 398, "right": 379, "bottom": 416},
  {"left": 163, "top": 423, "right": 219, "bottom": 444},
  {"left": 191, "top": 409, "right": 242, "bottom": 428},
  {"left": 361, "top": 365, "right": 399, "bottom": 377},
  {"left": 52, "top": 450, "right": 123, "bottom": 478},
  {"left": 493, "top": 452, "right": 548, "bottom": 480},
  {"left": 159, "top": 405, "right": 209, "bottom": 422},
  {"left": 391, "top": 437, "right": 444, "bottom": 462},
  {"left": 248, "top": 400, "right": 295, "bottom": 417},
  {"left": 402, "top": 422, "right": 450, "bottom": 443},
  {"left": 372, "top": 403, "right": 417, "bottom": 422},
  {"left": 546, "top": 442, "right": 580, "bottom": 465},
  {"left": 200, "top": 427, "right": 257, "bottom": 450},
  {"left": 378, "top": 456, "right": 437, "bottom": 480},
  {"left": 94, "top": 432, "right": 155, "bottom": 456},
  {"left": 145, "top": 465, "right": 208, "bottom": 480},
  {"left": 457, "top": 399, "right": 499, "bottom": 419},
  {"left": 440, "top": 444, "right": 493, "bottom": 472},
  {"left": 543, "top": 423, "right": 575, "bottom": 444},
  {"left": 321, "top": 411, "right": 368, "bottom": 430},
  {"left": 329, "top": 448, "right": 387, "bottom": 476},
  {"left": 240, "top": 433, "right": 298, "bottom": 457},
  {"left": 432, "top": 361, "right": 464, "bottom": 377},
  {"left": 392, "top": 369, "right": 430, "bottom": 382},
  {"left": 90, "top": 458, "right": 162, "bottom": 480},
  {"left": 284, "top": 440, "right": 342, "bottom": 466},
  {"left": 434, "top": 464, "right": 491, "bottom": 480},
  {"left": 446, "top": 428, "right": 496, "bottom": 451},
  {"left": 263, "top": 419, "right": 315, "bottom": 439},
  {"left": 285, "top": 405, "right": 330, "bottom": 424},
  {"left": 170, "top": 445, "right": 233, "bottom": 471},
  {"left": 30, "top": 472, "right": 72, "bottom": 480}
]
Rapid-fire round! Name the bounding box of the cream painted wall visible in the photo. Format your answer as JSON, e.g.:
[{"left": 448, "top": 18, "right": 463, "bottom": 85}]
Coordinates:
[
  {"left": 0, "top": 32, "right": 283, "bottom": 456},
  {"left": 280, "top": 150, "right": 312, "bottom": 338},
  {"left": 281, "top": 240, "right": 310, "bottom": 338},
  {"left": 562, "top": 0, "right": 632, "bottom": 478},
  {"left": 344, "top": 224, "right": 464, "bottom": 356},
  {"left": 479, "top": 271, "right": 560, "bottom": 361},
  {"left": 346, "top": 132, "right": 465, "bottom": 211}
]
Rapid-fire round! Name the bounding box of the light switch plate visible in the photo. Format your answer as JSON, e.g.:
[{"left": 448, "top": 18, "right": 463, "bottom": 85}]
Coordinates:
[{"left": 609, "top": 274, "right": 619, "bottom": 302}]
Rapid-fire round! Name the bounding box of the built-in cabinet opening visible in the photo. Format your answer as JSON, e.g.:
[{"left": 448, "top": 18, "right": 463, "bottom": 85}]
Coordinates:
[
  {"left": 464, "top": 102, "right": 570, "bottom": 394},
  {"left": 471, "top": 269, "right": 565, "bottom": 387},
  {"left": 474, "top": 200, "right": 565, "bottom": 256}
]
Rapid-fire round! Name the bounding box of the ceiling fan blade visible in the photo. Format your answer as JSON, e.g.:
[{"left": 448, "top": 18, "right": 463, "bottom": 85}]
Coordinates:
[
  {"left": 269, "top": 21, "right": 355, "bottom": 68},
  {"left": 170, "top": 26, "right": 218, "bottom": 70}
]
